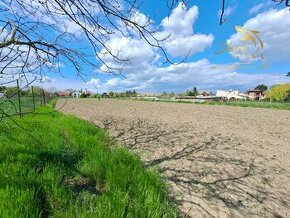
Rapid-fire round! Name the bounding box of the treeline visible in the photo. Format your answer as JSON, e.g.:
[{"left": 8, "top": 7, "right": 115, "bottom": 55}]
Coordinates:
[
  {"left": 0, "top": 86, "right": 51, "bottom": 98},
  {"left": 89, "top": 91, "right": 138, "bottom": 99},
  {"left": 266, "top": 83, "right": 290, "bottom": 102}
]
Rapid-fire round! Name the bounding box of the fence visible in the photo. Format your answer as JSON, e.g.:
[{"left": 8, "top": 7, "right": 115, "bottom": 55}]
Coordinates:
[{"left": 0, "top": 79, "right": 52, "bottom": 119}]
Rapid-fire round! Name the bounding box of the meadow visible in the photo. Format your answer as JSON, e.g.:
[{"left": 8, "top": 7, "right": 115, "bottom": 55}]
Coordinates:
[{"left": 0, "top": 105, "right": 176, "bottom": 217}]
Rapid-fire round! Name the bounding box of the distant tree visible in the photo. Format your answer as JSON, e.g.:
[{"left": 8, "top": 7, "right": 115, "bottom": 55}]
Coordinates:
[
  {"left": 29, "top": 86, "right": 44, "bottom": 96},
  {"left": 5, "top": 87, "right": 27, "bottom": 98},
  {"left": 108, "top": 91, "right": 115, "bottom": 98},
  {"left": 266, "top": 83, "right": 290, "bottom": 102},
  {"left": 80, "top": 93, "right": 88, "bottom": 98},
  {"left": 286, "top": 72, "right": 290, "bottom": 77},
  {"left": 255, "top": 84, "right": 268, "bottom": 92},
  {"left": 119, "top": 93, "right": 126, "bottom": 97},
  {"left": 192, "top": 87, "right": 198, "bottom": 96},
  {"left": 185, "top": 90, "right": 193, "bottom": 96},
  {"left": 162, "top": 91, "right": 168, "bottom": 97},
  {"left": 169, "top": 92, "right": 175, "bottom": 97},
  {"left": 0, "top": 86, "right": 6, "bottom": 92}
]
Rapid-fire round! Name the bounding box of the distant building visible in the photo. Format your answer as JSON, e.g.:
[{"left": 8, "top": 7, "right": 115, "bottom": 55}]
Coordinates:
[
  {"left": 58, "top": 90, "right": 71, "bottom": 98},
  {"left": 247, "top": 90, "right": 264, "bottom": 100},
  {"left": 198, "top": 91, "right": 212, "bottom": 96},
  {"left": 216, "top": 90, "right": 248, "bottom": 100},
  {"left": 71, "top": 91, "right": 82, "bottom": 98},
  {"left": 101, "top": 92, "right": 109, "bottom": 98}
]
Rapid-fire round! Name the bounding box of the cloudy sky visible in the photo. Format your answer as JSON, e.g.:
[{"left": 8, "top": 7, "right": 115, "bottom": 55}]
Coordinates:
[{"left": 22, "top": 0, "right": 290, "bottom": 93}]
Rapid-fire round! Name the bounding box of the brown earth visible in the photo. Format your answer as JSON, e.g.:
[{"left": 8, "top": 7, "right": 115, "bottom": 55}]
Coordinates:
[{"left": 56, "top": 98, "right": 290, "bottom": 218}]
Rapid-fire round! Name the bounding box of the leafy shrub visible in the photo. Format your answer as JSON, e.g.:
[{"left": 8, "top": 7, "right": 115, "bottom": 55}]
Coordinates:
[{"left": 266, "top": 83, "right": 290, "bottom": 102}]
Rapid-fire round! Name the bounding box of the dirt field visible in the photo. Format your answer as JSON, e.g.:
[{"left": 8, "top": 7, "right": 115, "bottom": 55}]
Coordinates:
[{"left": 56, "top": 98, "right": 290, "bottom": 218}]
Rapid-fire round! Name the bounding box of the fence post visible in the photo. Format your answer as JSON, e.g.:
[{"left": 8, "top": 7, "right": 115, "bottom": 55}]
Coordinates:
[
  {"left": 31, "top": 86, "right": 36, "bottom": 111},
  {"left": 43, "top": 89, "right": 46, "bottom": 105},
  {"left": 16, "top": 79, "right": 22, "bottom": 117}
]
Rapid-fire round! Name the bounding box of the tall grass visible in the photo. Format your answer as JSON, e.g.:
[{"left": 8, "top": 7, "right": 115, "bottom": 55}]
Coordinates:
[{"left": 0, "top": 106, "right": 176, "bottom": 217}]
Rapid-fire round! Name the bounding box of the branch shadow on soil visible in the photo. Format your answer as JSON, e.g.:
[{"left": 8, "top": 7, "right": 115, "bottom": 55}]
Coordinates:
[{"left": 95, "top": 116, "right": 290, "bottom": 218}]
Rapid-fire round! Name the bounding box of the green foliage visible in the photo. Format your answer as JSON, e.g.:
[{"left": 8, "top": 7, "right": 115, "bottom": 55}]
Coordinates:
[
  {"left": 266, "top": 83, "right": 290, "bottom": 102},
  {"left": 105, "top": 90, "right": 137, "bottom": 98},
  {"left": 80, "top": 93, "right": 87, "bottom": 98},
  {"left": 0, "top": 86, "right": 6, "bottom": 92},
  {"left": 169, "top": 92, "right": 175, "bottom": 97},
  {"left": 4, "top": 87, "right": 27, "bottom": 98},
  {"left": 254, "top": 84, "right": 268, "bottom": 92},
  {"left": 29, "top": 86, "right": 44, "bottom": 96},
  {"left": 108, "top": 91, "right": 114, "bottom": 97},
  {"left": 184, "top": 87, "right": 198, "bottom": 96},
  {"left": 92, "top": 94, "right": 101, "bottom": 99},
  {"left": 0, "top": 107, "right": 176, "bottom": 217}
]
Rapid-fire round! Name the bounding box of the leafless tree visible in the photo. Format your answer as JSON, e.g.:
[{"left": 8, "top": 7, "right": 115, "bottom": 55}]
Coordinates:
[
  {"left": 0, "top": 0, "right": 195, "bottom": 84},
  {"left": 1, "top": 0, "right": 289, "bottom": 119},
  {"left": 1, "top": 0, "right": 289, "bottom": 82},
  {"left": 0, "top": 0, "right": 187, "bottom": 118}
]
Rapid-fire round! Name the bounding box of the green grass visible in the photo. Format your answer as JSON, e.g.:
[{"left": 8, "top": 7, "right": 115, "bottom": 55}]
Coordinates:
[
  {"left": 0, "top": 106, "right": 176, "bottom": 217},
  {"left": 196, "top": 100, "right": 290, "bottom": 110}
]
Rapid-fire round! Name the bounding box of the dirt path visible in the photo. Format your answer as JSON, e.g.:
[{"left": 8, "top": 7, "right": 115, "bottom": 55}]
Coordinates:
[{"left": 56, "top": 99, "right": 290, "bottom": 218}]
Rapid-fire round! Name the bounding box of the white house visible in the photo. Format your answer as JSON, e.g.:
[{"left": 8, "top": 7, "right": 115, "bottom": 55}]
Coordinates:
[
  {"left": 216, "top": 90, "right": 248, "bottom": 100},
  {"left": 71, "top": 91, "right": 82, "bottom": 98}
]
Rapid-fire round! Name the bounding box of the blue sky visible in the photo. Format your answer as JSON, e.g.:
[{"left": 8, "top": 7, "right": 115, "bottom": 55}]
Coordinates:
[{"left": 40, "top": 0, "right": 290, "bottom": 93}]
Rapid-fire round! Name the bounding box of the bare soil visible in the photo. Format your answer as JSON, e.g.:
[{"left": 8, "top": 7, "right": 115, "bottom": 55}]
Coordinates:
[{"left": 56, "top": 98, "right": 290, "bottom": 218}]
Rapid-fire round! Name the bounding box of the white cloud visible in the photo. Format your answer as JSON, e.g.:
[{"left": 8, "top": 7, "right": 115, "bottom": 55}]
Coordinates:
[
  {"left": 85, "top": 4, "right": 290, "bottom": 93},
  {"left": 218, "top": 5, "right": 236, "bottom": 17},
  {"left": 228, "top": 8, "right": 290, "bottom": 61},
  {"left": 249, "top": 3, "right": 264, "bottom": 15},
  {"left": 161, "top": 3, "right": 198, "bottom": 36},
  {"left": 85, "top": 59, "right": 289, "bottom": 93},
  {"left": 158, "top": 3, "right": 214, "bottom": 57},
  {"left": 97, "top": 2, "right": 214, "bottom": 74},
  {"left": 98, "top": 37, "right": 156, "bottom": 73},
  {"left": 162, "top": 34, "right": 213, "bottom": 57}
]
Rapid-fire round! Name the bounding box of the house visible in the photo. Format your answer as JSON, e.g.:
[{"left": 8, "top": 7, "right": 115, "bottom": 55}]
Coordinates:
[
  {"left": 247, "top": 90, "right": 264, "bottom": 100},
  {"left": 71, "top": 91, "right": 82, "bottom": 98},
  {"left": 198, "top": 91, "right": 213, "bottom": 96},
  {"left": 58, "top": 90, "right": 71, "bottom": 98},
  {"left": 216, "top": 90, "right": 248, "bottom": 101},
  {"left": 83, "top": 89, "right": 91, "bottom": 97},
  {"left": 101, "top": 92, "right": 109, "bottom": 98}
]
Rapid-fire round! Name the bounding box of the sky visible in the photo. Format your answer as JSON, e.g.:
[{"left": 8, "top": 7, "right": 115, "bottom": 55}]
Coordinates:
[{"left": 8, "top": 0, "right": 290, "bottom": 93}]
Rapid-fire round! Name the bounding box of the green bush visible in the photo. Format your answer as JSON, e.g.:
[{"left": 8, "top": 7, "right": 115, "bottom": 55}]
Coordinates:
[{"left": 266, "top": 83, "right": 290, "bottom": 102}]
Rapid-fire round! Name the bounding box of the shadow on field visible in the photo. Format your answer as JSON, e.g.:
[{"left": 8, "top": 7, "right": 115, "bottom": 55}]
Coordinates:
[{"left": 94, "top": 116, "right": 290, "bottom": 217}]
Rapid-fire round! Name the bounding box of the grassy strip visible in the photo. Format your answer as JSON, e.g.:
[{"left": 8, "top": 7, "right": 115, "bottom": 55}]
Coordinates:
[
  {"left": 0, "top": 106, "right": 176, "bottom": 217},
  {"left": 195, "top": 100, "right": 290, "bottom": 110},
  {"left": 112, "top": 97, "right": 290, "bottom": 110}
]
